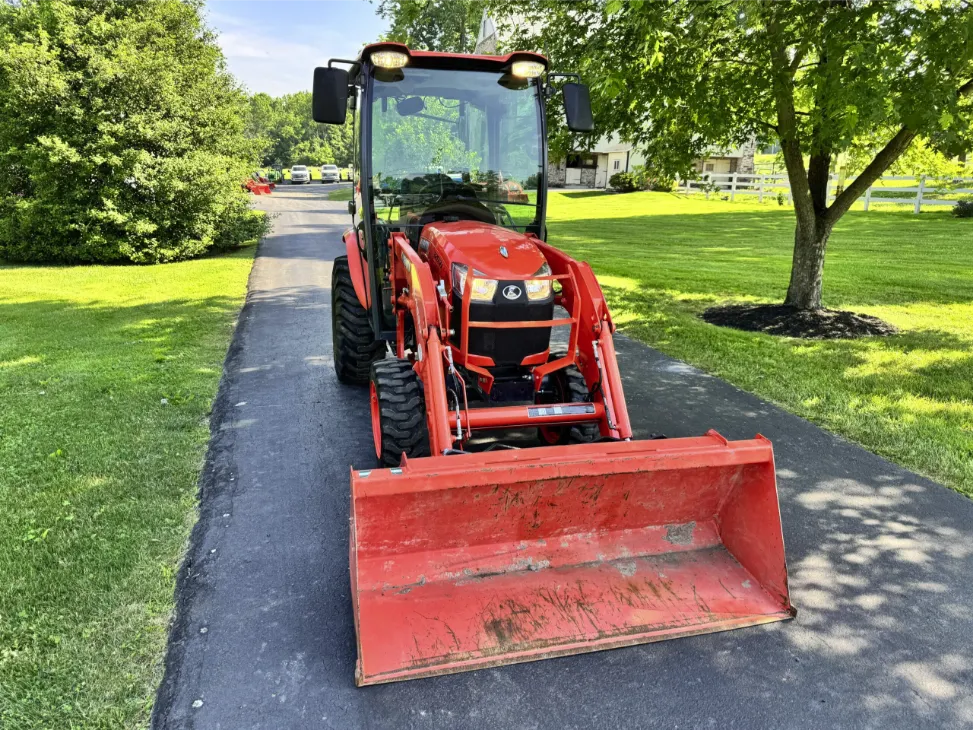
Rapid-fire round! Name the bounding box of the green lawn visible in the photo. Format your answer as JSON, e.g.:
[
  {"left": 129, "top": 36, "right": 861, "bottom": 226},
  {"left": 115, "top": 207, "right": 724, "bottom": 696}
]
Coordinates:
[
  {"left": 0, "top": 246, "right": 257, "bottom": 728},
  {"left": 546, "top": 190, "right": 973, "bottom": 496},
  {"left": 328, "top": 185, "right": 354, "bottom": 201}
]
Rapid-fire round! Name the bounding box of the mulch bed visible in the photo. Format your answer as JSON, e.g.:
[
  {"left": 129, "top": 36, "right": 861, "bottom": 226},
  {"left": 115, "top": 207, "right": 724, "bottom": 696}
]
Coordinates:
[{"left": 701, "top": 303, "right": 898, "bottom": 339}]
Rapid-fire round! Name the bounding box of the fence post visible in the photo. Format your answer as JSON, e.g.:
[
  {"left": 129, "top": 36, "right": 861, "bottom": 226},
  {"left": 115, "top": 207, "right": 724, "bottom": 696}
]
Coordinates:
[
  {"left": 914, "top": 175, "right": 925, "bottom": 214},
  {"left": 863, "top": 186, "right": 871, "bottom": 212},
  {"left": 758, "top": 175, "right": 764, "bottom": 203},
  {"left": 729, "top": 173, "right": 737, "bottom": 202}
]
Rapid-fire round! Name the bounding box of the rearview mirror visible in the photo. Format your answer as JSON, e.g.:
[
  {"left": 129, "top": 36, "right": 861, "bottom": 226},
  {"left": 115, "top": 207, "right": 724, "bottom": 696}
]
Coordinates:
[
  {"left": 396, "top": 96, "right": 425, "bottom": 116},
  {"left": 312, "top": 67, "right": 349, "bottom": 124},
  {"left": 563, "top": 82, "right": 594, "bottom": 132}
]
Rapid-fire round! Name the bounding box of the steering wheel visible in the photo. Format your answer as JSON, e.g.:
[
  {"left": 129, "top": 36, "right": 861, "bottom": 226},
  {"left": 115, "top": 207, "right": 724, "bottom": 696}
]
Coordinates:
[{"left": 414, "top": 177, "right": 480, "bottom": 200}]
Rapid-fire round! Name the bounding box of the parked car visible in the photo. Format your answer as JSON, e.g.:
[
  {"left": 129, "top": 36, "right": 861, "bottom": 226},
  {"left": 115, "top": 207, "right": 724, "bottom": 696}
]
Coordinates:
[
  {"left": 320, "top": 164, "right": 340, "bottom": 183},
  {"left": 289, "top": 165, "right": 310, "bottom": 184}
]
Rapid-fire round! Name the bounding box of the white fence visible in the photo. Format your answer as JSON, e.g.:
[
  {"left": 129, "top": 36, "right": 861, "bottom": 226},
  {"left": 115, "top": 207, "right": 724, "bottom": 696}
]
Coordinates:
[{"left": 676, "top": 173, "right": 973, "bottom": 214}]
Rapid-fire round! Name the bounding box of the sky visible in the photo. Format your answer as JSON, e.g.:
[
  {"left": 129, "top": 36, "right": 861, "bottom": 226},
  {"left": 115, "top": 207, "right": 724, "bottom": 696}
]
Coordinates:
[{"left": 204, "top": 0, "right": 389, "bottom": 96}]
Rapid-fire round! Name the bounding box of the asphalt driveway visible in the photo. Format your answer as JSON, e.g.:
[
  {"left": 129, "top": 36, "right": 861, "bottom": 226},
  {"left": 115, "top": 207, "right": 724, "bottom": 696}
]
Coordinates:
[{"left": 152, "top": 183, "right": 973, "bottom": 730}]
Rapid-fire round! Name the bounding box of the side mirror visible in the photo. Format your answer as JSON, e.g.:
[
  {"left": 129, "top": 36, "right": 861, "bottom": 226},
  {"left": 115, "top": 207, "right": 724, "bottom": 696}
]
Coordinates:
[
  {"left": 312, "top": 67, "right": 350, "bottom": 124},
  {"left": 348, "top": 200, "right": 356, "bottom": 216},
  {"left": 563, "top": 82, "right": 594, "bottom": 132}
]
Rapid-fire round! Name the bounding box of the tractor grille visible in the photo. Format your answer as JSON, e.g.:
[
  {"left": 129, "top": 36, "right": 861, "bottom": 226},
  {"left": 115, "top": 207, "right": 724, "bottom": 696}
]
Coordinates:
[{"left": 452, "top": 282, "right": 554, "bottom": 366}]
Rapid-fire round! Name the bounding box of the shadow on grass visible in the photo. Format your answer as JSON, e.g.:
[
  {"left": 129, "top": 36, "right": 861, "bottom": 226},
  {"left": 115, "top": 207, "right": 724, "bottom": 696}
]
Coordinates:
[
  {"left": 0, "top": 240, "right": 258, "bottom": 270},
  {"left": 557, "top": 190, "right": 613, "bottom": 199}
]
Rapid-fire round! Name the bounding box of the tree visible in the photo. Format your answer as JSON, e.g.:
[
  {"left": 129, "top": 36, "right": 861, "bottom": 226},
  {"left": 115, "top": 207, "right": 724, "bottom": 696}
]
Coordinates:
[
  {"left": 489, "top": 0, "right": 973, "bottom": 310},
  {"left": 377, "top": 0, "right": 481, "bottom": 53},
  {"left": 0, "top": 0, "right": 262, "bottom": 264},
  {"left": 246, "top": 91, "right": 354, "bottom": 167}
]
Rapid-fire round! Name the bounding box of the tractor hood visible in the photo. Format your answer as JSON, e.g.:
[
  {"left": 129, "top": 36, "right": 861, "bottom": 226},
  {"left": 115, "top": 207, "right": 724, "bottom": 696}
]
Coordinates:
[{"left": 421, "top": 221, "right": 547, "bottom": 280}]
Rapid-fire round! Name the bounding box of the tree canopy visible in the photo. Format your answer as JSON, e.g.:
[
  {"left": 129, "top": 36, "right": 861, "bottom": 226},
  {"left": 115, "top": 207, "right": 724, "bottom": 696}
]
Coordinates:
[
  {"left": 247, "top": 91, "right": 354, "bottom": 168},
  {"left": 488, "top": 0, "right": 973, "bottom": 309},
  {"left": 377, "top": 0, "right": 482, "bottom": 53},
  {"left": 0, "top": 0, "right": 262, "bottom": 264}
]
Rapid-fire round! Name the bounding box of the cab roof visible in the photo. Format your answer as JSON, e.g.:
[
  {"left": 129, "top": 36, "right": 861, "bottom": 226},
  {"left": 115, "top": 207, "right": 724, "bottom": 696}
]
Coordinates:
[{"left": 358, "top": 42, "right": 547, "bottom": 75}]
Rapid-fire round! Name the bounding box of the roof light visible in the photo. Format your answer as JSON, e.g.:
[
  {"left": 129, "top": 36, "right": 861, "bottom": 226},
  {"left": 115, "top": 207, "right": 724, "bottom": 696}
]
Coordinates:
[
  {"left": 511, "top": 60, "right": 545, "bottom": 79},
  {"left": 371, "top": 50, "right": 408, "bottom": 69}
]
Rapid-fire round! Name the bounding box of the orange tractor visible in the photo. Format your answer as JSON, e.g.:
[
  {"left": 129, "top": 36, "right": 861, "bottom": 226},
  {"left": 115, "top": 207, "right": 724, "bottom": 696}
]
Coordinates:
[{"left": 314, "top": 43, "right": 794, "bottom": 686}]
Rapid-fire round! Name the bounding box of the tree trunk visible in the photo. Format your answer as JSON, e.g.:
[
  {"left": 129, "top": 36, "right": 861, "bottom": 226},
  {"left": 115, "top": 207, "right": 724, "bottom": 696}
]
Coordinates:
[{"left": 784, "top": 217, "right": 833, "bottom": 310}]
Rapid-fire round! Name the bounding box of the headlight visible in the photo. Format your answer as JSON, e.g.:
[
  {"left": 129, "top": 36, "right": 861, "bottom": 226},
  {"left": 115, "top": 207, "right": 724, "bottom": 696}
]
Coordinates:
[
  {"left": 452, "top": 263, "right": 498, "bottom": 302},
  {"left": 470, "top": 277, "right": 498, "bottom": 302},
  {"left": 526, "top": 262, "right": 552, "bottom": 300}
]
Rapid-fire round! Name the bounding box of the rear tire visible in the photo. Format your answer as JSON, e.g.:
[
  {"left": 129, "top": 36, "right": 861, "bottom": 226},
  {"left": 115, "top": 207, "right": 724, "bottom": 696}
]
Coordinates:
[
  {"left": 370, "top": 358, "right": 431, "bottom": 466},
  {"left": 332, "top": 255, "right": 383, "bottom": 385},
  {"left": 537, "top": 353, "right": 598, "bottom": 445}
]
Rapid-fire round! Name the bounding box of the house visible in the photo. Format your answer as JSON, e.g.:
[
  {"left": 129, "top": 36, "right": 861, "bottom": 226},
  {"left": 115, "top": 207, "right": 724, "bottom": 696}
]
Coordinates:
[{"left": 548, "top": 136, "right": 757, "bottom": 188}]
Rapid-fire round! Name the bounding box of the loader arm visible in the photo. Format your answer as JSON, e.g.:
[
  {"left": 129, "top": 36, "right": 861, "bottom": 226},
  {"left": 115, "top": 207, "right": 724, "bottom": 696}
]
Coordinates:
[{"left": 389, "top": 232, "right": 453, "bottom": 456}]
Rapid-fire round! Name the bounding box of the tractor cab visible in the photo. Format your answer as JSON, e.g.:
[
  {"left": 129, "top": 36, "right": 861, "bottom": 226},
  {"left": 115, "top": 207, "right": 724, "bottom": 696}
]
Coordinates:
[{"left": 314, "top": 43, "right": 593, "bottom": 404}]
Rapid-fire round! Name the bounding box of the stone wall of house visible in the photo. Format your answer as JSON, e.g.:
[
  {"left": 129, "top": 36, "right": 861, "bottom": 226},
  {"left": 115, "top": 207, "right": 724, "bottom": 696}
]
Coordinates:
[
  {"left": 737, "top": 138, "right": 757, "bottom": 174},
  {"left": 548, "top": 159, "right": 566, "bottom": 187},
  {"left": 580, "top": 168, "right": 597, "bottom": 187}
]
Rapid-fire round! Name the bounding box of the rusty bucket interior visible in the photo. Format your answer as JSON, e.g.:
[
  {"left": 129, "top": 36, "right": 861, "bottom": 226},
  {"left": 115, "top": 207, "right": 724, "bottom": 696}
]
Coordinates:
[{"left": 349, "top": 432, "right": 795, "bottom": 686}]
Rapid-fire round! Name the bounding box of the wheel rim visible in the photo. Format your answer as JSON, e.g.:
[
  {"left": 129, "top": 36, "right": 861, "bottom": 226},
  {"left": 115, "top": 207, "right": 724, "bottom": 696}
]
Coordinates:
[{"left": 369, "top": 382, "right": 382, "bottom": 459}]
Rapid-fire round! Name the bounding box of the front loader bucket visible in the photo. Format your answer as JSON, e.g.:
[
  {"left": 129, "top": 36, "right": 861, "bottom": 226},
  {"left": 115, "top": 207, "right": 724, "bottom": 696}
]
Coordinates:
[{"left": 349, "top": 432, "right": 794, "bottom": 685}]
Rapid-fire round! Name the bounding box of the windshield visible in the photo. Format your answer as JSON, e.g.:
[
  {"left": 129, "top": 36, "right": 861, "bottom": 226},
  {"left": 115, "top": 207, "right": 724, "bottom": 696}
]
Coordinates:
[
  {"left": 292, "top": 166, "right": 307, "bottom": 171},
  {"left": 369, "top": 67, "right": 543, "bottom": 232},
  {"left": 322, "top": 165, "right": 338, "bottom": 170}
]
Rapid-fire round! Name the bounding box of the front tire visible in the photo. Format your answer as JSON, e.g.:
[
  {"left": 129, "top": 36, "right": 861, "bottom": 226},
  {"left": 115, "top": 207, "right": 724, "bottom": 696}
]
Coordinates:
[
  {"left": 332, "top": 256, "right": 383, "bottom": 385},
  {"left": 370, "top": 358, "right": 430, "bottom": 466}
]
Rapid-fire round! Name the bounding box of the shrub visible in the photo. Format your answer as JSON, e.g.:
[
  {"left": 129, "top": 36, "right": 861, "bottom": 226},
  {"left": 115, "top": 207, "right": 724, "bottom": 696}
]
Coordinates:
[
  {"left": 0, "top": 1, "right": 258, "bottom": 264},
  {"left": 609, "top": 171, "right": 642, "bottom": 193},
  {"left": 952, "top": 197, "right": 973, "bottom": 218}
]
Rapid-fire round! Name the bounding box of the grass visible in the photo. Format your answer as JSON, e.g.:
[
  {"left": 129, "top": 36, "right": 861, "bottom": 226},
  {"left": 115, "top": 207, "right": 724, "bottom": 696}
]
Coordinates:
[
  {"left": 546, "top": 190, "right": 973, "bottom": 497},
  {"left": 0, "top": 244, "right": 257, "bottom": 728},
  {"left": 328, "top": 185, "right": 354, "bottom": 201}
]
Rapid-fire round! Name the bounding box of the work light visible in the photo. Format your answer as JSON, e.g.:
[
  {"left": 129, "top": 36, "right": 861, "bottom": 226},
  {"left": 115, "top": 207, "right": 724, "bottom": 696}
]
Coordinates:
[
  {"left": 371, "top": 50, "right": 409, "bottom": 69},
  {"left": 511, "top": 60, "right": 545, "bottom": 79}
]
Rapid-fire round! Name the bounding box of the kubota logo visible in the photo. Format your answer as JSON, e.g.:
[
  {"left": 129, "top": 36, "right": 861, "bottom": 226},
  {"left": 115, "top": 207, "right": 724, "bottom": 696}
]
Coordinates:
[{"left": 502, "top": 285, "right": 522, "bottom": 300}]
